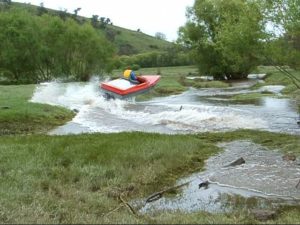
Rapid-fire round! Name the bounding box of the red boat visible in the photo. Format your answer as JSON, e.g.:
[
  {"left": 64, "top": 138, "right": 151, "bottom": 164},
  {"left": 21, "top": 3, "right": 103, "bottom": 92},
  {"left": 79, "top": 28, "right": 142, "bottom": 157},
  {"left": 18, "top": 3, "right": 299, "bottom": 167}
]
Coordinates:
[{"left": 100, "top": 75, "right": 160, "bottom": 99}]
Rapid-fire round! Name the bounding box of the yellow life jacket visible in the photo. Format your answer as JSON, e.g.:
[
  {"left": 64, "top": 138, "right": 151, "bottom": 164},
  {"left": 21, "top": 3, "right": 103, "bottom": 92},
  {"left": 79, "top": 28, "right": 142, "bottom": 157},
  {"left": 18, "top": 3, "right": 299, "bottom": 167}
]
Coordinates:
[{"left": 123, "top": 69, "right": 132, "bottom": 79}]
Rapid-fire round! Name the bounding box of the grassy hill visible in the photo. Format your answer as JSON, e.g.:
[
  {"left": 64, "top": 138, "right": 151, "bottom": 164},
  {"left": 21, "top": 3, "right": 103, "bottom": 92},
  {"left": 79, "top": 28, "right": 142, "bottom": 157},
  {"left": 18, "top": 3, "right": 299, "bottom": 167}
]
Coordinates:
[
  {"left": 9, "top": 1, "right": 173, "bottom": 55},
  {"left": 106, "top": 25, "right": 174, "bottom": 55}
]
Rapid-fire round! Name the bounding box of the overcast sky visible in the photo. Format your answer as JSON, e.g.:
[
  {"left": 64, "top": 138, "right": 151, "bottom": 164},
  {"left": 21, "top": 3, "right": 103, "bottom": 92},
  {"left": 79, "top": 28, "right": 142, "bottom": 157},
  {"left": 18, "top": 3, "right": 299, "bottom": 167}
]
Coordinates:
[{"left": 13, "top": 0, "right": 195, "bottom": 41}]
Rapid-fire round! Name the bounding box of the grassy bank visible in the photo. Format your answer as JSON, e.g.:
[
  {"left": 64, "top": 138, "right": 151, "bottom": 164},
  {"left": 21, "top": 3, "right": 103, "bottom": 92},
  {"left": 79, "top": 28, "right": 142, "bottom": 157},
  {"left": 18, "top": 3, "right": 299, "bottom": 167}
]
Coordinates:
[
  {"left": 0, "top": 85, "right": 74, "bottom": 135},
  {"left": 0, "top": 130, "right": 299, "bottom": 223},
  {"left": 253, "top": 66, "right": 300, "bottom": 98},
  {"left": 0, "top": 132, "right": 215, "bottom": 223},
  {"left": 215, "top": 66, "right": 300, "bottom": 107}
]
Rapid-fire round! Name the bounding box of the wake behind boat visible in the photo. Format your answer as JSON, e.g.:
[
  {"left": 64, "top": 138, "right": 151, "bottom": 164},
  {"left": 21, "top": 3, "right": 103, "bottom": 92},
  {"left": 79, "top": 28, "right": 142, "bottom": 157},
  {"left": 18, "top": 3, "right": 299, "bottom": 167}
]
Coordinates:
[{"left": 100, "top": 75, "right": 160, "bottom": 99}]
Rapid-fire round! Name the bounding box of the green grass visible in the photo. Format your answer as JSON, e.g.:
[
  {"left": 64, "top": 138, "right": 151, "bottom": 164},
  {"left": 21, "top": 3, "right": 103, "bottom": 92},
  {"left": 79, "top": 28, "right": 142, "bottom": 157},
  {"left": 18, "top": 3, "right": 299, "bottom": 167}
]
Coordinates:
[
  {"left": 110, "top": 25, "right": 172, "bottom": 54},
  {"left": 0, "top": 85, "right": 74, "bottom": 135},
  {"left": 197, "top": 129, "right": 300, "bottom": 154},
  {"left": 254, "top": 66, "right": 300, "bottom": 97},
  {"left": 110, "top": 65, "right": 199, "bottom": 78},
  {"left": 216, "top": 66, "right": 300, "bottom": 106},
  {"left": 181, "top": 77, "right": 230, "bottom": 89},
  {"left": 230, "top": 92, "right": 275, "bottom": 103},
  {"left": 0, "top": 132, "right": 218, "bottom": 223},
  {"left": 0, "top": 130, "right": 299, "bottom": 223},
  {"left": 248, "top": 66, "right": 300, "bottom": 112}
]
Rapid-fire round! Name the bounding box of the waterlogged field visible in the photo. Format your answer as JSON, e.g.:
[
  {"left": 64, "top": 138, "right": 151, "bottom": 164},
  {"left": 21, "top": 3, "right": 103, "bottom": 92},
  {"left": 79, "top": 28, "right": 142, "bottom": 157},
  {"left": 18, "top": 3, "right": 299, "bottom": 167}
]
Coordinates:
[
  {"left": 0, "top": 131, "right": 299, "bottom": 223},
  {"left": 31, "top": 78, "right": 299, "bottom": 135},
  {"left": 0, "top": 85, "right": 74, "bottom": 135},
  {"left": 0, "top": 66, "right": 300, "bottom": 223}
]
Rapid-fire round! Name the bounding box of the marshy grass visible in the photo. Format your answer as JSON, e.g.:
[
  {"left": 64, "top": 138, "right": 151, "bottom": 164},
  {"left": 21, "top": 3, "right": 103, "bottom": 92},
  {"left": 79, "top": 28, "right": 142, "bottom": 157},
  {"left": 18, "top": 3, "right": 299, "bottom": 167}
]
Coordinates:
[
  {"left": 0, "top": 132, "right": 218, "bottom": 223},
  {"left": 0, "top": 130, "right": 299, "bottom": 223},
  {"left": 0, "top": 84, "right": 74, "bottom": 135},
  {"left": 220, "top": 66, "right": 300, "bottom": 105},
  {"left": 254, "top": 66, "right": 300, "bottom": 97}
]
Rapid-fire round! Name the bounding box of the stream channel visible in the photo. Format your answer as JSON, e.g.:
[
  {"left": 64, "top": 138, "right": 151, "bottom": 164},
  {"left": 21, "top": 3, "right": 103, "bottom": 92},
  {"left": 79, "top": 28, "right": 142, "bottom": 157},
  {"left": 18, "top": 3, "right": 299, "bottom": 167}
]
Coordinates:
[{"left": 31, "top": 78, "right": 300, "bottom": 214}]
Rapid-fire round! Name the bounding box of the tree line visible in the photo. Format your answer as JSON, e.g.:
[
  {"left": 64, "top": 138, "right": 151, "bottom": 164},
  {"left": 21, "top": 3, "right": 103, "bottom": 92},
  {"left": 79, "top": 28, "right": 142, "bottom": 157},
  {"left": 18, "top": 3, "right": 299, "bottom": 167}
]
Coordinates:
[
  {"left": 0, "top": 3, "right": 192, "bottom": 83},
  {"left": 1, "top": 0, "right": 299, "bottom": 83},
  {"left": 0, "top": 5, "right": 115, "bottom": 83},
  {"left": 114, "top": 47, "right": 192, "bottom": 70}
]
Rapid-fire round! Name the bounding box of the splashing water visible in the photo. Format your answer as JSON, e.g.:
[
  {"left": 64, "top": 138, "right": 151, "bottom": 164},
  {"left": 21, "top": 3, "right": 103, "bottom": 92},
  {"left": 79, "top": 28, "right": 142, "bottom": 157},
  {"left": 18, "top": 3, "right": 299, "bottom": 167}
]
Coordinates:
[
  {"left": 30, "top": 81, "right": 300, "bottom": 213},
  {"left": 30, "top": 80, "right": 299, "bottom": 135}
]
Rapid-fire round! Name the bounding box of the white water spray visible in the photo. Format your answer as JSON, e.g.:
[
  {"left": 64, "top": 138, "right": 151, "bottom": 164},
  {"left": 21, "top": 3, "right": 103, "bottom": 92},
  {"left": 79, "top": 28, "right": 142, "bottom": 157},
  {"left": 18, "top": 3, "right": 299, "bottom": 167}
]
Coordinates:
[{"left": 30, "top": 80, "right": 283, "bottom": 134}]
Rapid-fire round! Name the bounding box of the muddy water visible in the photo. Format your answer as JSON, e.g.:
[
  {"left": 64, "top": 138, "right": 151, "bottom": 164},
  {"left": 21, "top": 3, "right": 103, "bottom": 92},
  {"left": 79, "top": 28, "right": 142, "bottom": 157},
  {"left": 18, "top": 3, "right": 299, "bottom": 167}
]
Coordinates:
[
  {"left": 138, "top": 141, "right": 300, "bottom": 213},
  {"left": 30, "top": 80, "right": 300, "bottom": 213},
  {"left": 30, "top": 80, "right": 300, "bottom": 135}
]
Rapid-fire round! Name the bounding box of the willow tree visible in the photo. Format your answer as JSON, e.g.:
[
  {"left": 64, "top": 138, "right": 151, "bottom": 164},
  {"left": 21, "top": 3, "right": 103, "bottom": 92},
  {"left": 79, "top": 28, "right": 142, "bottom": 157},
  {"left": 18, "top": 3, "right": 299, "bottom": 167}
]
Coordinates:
[
  {"left": 263, "top": 0, "right": 300, "bottom": 69},
  {"left": 178, "top": 0, "right": 265, "bottom": 80},
  {"left": 50, "top": 18, "right": 115, "bottom": 81},
  {"left": 0, "top": 8, "right": 41, "bottom": 82},
  {"left": 257, "top": 0, "right": 300, "bottom": 89},
  {"left": 0, "top": 7, "right": 115, "bottom": 83}
]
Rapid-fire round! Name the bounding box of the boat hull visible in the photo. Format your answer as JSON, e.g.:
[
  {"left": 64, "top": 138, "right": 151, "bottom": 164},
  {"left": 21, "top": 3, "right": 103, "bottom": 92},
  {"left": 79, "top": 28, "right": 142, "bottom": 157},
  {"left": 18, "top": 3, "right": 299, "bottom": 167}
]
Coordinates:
[{"left": 100, "top": 75, "right": 160, "bottom": 99}]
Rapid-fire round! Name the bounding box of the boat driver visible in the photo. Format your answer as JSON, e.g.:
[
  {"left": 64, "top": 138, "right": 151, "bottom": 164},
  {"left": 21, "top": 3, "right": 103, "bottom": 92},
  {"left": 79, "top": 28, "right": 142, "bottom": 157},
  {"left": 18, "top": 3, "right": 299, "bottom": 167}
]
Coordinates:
[{"left": 123, "top": 67, "right": 140, "bottom": 84}]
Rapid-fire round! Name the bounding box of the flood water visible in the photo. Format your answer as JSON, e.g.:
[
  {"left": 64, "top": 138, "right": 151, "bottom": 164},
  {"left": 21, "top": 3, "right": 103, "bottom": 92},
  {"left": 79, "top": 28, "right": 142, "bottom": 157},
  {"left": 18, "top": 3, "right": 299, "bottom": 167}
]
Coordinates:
[
  {"left": 30, "top": 78, "right": 300, "bottom": 214},
  {"left": 137, "top": 141, "right": 300, "bottom": 214},
  {"left": 30, "top": 79, "right": 300, "bottom": 135}
]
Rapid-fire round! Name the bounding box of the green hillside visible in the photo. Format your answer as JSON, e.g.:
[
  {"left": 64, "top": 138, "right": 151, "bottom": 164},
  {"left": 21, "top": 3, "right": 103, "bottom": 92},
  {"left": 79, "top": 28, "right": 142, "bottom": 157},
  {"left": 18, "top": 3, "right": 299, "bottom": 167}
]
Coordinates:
[
  {"left": 0, "top": 1, "right": 190, "bottom": 83},
  {"left": 106, "top": 25, "right": 174, "bottom": 55},
  {"left": 9, "top": 1, "right": 173, "bottom": 55}
]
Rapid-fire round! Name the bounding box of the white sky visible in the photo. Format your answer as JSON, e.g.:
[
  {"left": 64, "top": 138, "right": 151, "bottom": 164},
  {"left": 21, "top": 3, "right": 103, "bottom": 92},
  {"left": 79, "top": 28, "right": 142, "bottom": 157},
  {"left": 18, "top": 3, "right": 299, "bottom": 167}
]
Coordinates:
[{"left": 14, "top": 0, "right": 195, "bottom": 41}]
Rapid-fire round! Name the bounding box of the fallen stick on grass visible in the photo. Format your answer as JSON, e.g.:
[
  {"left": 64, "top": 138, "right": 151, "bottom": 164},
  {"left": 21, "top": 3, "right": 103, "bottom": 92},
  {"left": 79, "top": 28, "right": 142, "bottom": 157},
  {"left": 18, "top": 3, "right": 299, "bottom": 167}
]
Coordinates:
[
  {"left": 145, "top": 181, "right": 190, "bottom": 203},
  {"left": 102, "top": 193, "right": 137, "bottom": 218},
  {"left": 146, "top": 178, "right": 208, "bottom": 203},
  {"left": 119, "top": 193, "right": 137, "bottom": 216},
  {"left": 102, "top": 204, "right": 124, "bottom": 218}
]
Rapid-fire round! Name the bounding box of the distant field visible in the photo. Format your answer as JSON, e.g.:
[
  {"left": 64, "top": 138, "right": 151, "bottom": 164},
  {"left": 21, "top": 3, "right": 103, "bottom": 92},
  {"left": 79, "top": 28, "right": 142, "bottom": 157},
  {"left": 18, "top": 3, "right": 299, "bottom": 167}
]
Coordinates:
[{"left": 110, "top": 65, "right": 198, "bottom": 77}]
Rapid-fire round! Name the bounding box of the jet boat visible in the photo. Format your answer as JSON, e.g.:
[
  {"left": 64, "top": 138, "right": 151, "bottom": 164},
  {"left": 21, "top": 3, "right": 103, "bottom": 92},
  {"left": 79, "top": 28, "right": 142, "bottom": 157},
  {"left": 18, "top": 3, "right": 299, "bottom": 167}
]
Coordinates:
[{"left": 100, "top": 75, "right": 160, "bottom": 99}]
